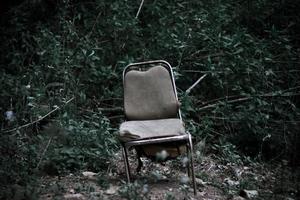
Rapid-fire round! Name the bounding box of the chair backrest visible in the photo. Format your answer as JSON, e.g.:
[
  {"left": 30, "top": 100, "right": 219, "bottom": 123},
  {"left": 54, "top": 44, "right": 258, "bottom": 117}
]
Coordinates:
[{"left": 123, "top": 61, "right": 179, "bottom": 120}]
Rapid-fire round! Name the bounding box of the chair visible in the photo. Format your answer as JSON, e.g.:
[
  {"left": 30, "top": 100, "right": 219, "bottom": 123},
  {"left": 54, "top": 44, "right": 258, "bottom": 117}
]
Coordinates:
[{"left": 118, "top": 60, "right": 197, "bottom": 195}]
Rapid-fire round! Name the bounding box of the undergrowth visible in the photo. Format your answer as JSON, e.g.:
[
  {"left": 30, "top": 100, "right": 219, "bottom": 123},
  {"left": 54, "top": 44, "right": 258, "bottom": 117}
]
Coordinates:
[{"left": 0, "top": 0, "right": 299, "bottom": 199}]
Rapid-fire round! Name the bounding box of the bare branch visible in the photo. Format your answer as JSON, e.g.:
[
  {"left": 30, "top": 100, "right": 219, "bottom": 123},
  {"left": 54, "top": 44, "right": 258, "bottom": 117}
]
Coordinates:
[
  {"left": 197, "top": 97, "right": 250, "bottom": 112},
  {"left": 186, "top": 74, "right": 207, "bottom": 94},
  {"left": 197, "top": 90, "right": 300, "bottom": 112},
  {"left": 98, "top": 107, "right": 123, "bottom": 112},
  {"left": 35, "top": 136, "right": 53, "bottom": 170},
  {"left": 4, "top": 97, "right": 75, "bottom": 133},
  {"left": 135, "top": 0, "right": 145, "bottom": 19}
]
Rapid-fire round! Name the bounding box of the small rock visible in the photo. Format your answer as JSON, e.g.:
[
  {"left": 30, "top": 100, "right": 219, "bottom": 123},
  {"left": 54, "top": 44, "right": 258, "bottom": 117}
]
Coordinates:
[
  {"left": 224, "top": 178, "right": 240, "bottom": 187},
  {"left": 142, "top": 184, "right": 149, "bottom": 194},
  {"left": 5, "top": 111, "right": 15, "bottom": 122},
  {"left": 195, "top": 178, "right": 207, "bottom": 186},
  {"left": 239, "top": 189, "right": 258, "bottom": 199},
  {"left": 64, "top": 193, "right": 85, "bottom": 200},
  {"left": 198, "top": 191, "right": 206, "bottom": 196},
  {"left": 180, "top": 175, "right": 190, "bottom": 184},
  {"left": 89, "top": 192, "right": 102, "bottom": 197},
  {"left": 82, "top": 171, "right": 97, "bottom": 180},
  {"left": 232, "top": 196, "right": 246, "bottom": 200},
  {"left": 104, "top": 185, "right": 119, "bottom": 195},
  {"left": 182, "top": 157, "right": 189, "bottom": 167}
]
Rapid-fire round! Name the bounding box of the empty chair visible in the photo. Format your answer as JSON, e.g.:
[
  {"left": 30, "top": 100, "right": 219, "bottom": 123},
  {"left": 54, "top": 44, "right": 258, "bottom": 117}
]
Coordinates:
[{"left": 118, "top": 60, "right": 197, "bottom": 195}]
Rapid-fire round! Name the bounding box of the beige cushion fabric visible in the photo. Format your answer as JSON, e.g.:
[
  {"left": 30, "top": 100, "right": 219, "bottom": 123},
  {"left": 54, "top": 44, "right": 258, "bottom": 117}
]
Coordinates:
[
  {"left": 124, "top": 66, "right": 179, "bottom": 120},
  {"left": 119, "top": 118, "right": 185, "bottom": 142}
]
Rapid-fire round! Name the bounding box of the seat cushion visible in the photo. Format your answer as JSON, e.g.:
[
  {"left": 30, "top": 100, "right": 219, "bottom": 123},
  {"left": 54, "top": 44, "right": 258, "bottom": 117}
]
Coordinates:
[
  {"left": 118, "top": 118, "right": 186, "bottom": 142},
  {"left": 124, "top": 66, "right": 179, "bottom": 120}
]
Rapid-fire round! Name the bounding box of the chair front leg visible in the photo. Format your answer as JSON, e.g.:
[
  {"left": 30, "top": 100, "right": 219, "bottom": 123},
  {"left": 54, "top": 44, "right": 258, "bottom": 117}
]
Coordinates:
[
  {"left": 122, "top": 145, "right": 131, "bottom": 183},
  {"left": 188, "top": 134, "right": 197, "bottom": 195}
]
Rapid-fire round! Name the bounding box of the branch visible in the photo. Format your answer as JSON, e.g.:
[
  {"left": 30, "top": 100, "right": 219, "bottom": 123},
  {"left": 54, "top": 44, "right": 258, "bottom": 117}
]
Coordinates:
[
  {"left": 89, "top": 11, "right": 102, "bottom": 36},
  {"left": 98, "top": 107, "right": 123, "bottom": 112},
  {"left": 197, "top": 97, "right": 250, "bottom": 112},
  {"left": 199, "top": 86, "right": 300, "bottom": 107},
  {"left": 79, "top": 107, "right": 123, "bottom": 113},
  {"left": 35, "top": 136, "right": 53, "bottom": 170},
  {"left": 4, "top": 97, "right": 75, "bottom": 133},
  {"left": 183, "top": 69, "right": 300, "bottom": 74},
  {"left": 197, "top": 90, "right": 300, "bottom": 112},
  {"left": 186, "top": 52, "right": 225, "bottom": 61},
  {"left": 186, "top": 74, "right": 207, "bottom": 94},
  {"left": 135, "top": 0, "right": 145, "bottom": 19}
]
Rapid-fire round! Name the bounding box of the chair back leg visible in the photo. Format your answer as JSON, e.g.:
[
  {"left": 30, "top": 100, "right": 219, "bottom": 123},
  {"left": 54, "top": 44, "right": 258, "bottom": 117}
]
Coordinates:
[{"left": 122, "top": 145, "right": 131, "bottom": 183}]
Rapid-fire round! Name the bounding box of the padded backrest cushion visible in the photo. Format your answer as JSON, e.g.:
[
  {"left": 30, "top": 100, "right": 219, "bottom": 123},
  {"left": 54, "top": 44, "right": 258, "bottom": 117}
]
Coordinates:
[{"left": 124, "top": 65, "right": 179, "bottom": 120}]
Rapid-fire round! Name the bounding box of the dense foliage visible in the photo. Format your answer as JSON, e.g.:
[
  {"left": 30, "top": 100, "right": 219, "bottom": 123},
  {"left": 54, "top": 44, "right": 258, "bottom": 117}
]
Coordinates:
[{"left": 1, "top": 0, "right": 299, "bottom": 198}]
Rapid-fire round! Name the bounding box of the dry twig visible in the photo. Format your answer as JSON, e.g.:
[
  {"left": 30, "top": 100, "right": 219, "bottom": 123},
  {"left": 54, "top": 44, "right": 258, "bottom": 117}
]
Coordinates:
[
  {"left": 4, "top": 97, "right": 75, "bottom": 133},
  {"left": 135, "top": 0, "right": 145, "bottom": 18},
  {"left": 186, "top": 74, "right": 208, "bottom": 94},
  {"left": 35, "top": 136, "right": 53, "bottom": 170}
]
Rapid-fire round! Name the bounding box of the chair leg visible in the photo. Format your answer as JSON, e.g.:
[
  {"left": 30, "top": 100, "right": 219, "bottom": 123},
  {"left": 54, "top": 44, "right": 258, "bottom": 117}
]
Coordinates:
[
  {"left": 122, "top": 145, "right": 131, "bottom": 183},
  {"left": 186, "top": 144, "right": 191, "bottom": 177},
  {"left": 136, "top": 147, "right": 143, "bottom": 173},
  {"left": 188, "top": 134, "right": 197, "bottom": 195}
]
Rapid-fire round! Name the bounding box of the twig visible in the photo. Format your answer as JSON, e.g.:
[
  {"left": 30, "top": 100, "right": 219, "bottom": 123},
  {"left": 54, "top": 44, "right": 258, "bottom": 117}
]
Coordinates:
[
  {"left": 35, "top": 136, "right": 53, "bottom": 170},
  {"left": 89, "top": 11, "right": 102, "bottom": 36},
  {"left": 197, "top": 91, "right": 300, "bottom": 112},
  {"left": 199, "top": 86, "right": 300, "bottom": 107},
  {"left": 197, "top": 97, "right": 249, "bottom": 112},
  {"left": 186, "top": 74, "right": 207, "bottom": 94},
  {"left": 79, "top": 107, "right": 123, "bottom": 114},
  {"left": 4, "top": 97, "right": 75, "bottom": 133},
  {"left": 135, "top": 0, "right": 145, "bottom": 19},
  {"left": 98, "top": 107, "right": 123, "bottom": 112},
  {"left": 187, "top": 52, "right": 224, "bottom": 60},
  {"left": 183, "top": 69, "right": 300, "bottom": 74}
]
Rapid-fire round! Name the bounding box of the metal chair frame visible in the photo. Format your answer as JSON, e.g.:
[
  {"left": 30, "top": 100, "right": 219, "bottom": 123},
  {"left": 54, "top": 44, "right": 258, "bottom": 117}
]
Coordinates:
[{"left": 120, "top": 60, "right": 197, "bottom": 195}]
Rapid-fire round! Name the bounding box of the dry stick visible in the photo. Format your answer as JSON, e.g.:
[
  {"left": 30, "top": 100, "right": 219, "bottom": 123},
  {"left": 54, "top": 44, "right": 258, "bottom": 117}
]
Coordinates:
[
  {"left": 135, "top": 0, "right": 145, "bottom": 18},
  {"left": 186, "top": 74, "right": 207, "bottom": 94},
  {"left": 197, "top": 92, "right": 300, "bottom": 112},
  {"left": 197, "top": 97, "right": 250, "bottom": 112},
  {"left": 98, "top": 107, "right": 123, "bottom": 112},
  {"left": 89, "top": 10, "right": 102, "bottom": 36},
  {"left": 79, "top": 107, "right": 123, "bottom": 114},
  {"left": 35, "top": 136, "right": 53, "bottom": 170},
  {"left": 183, "top": 69, "right": 300, "bottom": 74},
  {"left": 186, "top": 52, "right": 224, "bottom": 61},
  {"left": 4, "top": 97, "right": 75, "bottom": 133},
  {"left": 199, "top": 86, "right": 300, "bottom": 107}
]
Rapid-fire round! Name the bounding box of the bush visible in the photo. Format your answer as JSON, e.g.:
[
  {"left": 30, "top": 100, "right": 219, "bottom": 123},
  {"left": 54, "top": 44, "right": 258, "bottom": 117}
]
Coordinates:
[{"left": 0, "top": 0, "right": 299, "bottom": 197}]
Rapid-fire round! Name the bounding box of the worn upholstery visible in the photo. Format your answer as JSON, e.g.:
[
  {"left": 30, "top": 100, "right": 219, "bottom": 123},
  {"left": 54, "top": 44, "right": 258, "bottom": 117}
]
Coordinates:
[
  {"left": 119, "top": 118, "right": 185, "bottom": 142},
  {"left": 124, "top": 66, "right": 179, "bottom": 120}
]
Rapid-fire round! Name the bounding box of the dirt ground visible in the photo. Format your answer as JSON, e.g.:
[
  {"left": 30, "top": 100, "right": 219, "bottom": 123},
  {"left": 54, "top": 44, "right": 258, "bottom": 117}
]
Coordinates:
[{"left": 38, "top": 150, "right": 299, "bottom": 200}]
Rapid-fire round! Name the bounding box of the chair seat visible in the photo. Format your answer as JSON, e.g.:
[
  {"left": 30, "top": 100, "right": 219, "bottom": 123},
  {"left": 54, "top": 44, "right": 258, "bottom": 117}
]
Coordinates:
[{"left": 119, "top": 118, "right": 186, "bottom": 142}]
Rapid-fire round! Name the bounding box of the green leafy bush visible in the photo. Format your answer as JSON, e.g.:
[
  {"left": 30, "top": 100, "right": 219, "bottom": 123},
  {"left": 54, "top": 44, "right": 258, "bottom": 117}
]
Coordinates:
[{"left": 0, "top": 0, "right": 299, "bottom": 198}]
